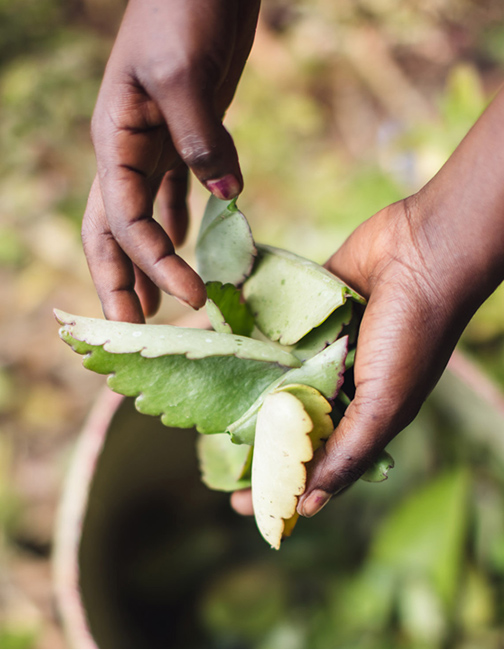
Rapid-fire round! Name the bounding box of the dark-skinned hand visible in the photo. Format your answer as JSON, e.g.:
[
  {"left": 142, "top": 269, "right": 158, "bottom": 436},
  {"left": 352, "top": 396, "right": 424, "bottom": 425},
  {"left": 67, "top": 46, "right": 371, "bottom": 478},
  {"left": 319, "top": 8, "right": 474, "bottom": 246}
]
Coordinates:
[
  {"left": 82, "top": 0, "right": 260, "bottom": 323},
  {"left": 232, "top": 86, "right": 504, "bottom": 519}
]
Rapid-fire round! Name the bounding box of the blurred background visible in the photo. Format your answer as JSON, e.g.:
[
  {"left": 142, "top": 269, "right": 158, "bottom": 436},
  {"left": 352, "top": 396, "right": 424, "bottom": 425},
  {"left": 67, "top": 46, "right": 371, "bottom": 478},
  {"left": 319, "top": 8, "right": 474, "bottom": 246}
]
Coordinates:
[{"left": 2, "top": 0, "right": 504, "bottom": 647}]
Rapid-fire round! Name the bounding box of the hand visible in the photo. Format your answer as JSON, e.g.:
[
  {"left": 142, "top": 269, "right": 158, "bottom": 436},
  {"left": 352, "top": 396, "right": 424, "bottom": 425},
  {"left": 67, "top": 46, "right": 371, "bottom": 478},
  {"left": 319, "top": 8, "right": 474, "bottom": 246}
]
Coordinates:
[
  {"left": 82, "top": 0, "right": 260, "bottom": 323},
  {"left": 233, "top": 87, "right": 504, "bottom": 519}
]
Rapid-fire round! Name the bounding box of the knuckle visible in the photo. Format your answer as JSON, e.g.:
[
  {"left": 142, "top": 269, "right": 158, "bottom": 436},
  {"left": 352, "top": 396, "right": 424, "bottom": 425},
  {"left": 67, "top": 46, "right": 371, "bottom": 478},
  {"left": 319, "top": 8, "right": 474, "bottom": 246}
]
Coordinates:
[
  {"left": 179, "top": 137, "right": 216, "bottom": 171},
  {"left": 147, "top": 54, "right": 198, "bottom": 93}
]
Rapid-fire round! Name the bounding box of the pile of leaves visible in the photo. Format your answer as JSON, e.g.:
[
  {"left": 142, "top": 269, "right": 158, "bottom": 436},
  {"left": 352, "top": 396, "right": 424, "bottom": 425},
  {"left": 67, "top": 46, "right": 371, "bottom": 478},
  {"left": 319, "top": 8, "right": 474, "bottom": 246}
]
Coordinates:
[{"left": 55, "top": 197, "right": 393, "bottom": 549}]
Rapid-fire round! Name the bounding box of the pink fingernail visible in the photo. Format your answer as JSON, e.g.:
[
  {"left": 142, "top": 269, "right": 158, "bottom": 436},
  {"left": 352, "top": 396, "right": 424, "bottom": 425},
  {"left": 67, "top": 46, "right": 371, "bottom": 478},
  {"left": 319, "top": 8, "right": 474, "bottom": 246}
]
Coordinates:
[
  {"left": 299, "top": 490, "right": 332, "bottom": 518},
  {"left": 206, "top": 174, "right": 241, "bottom": 201}
]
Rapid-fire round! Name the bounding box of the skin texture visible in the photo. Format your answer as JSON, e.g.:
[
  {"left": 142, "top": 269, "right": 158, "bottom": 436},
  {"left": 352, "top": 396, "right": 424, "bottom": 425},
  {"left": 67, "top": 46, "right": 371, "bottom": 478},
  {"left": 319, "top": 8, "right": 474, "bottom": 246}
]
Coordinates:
[
  {"left": 82, "top": 0, "right": 260, "bottom": 323},
  {"left": 232, "top": 87, "right": 504, "bottom": 519}
]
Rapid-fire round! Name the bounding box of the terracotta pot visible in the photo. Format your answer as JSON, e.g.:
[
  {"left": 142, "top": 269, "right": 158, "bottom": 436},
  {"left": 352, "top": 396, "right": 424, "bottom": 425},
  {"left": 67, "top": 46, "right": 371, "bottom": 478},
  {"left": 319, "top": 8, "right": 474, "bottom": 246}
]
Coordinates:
[{"left": 53, "top": 388, "right": 247, "bottom": 648}]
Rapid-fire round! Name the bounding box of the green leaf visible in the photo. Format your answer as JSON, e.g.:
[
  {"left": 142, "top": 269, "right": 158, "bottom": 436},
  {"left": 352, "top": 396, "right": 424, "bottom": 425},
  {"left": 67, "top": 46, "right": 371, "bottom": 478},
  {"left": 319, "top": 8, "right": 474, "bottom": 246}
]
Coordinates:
[
  {"left": 243, "top": 244, "right": 364, "bottom": 345},
  {"left": 196, "top": 196, "right": 256, "bottom": 285},
  {"left": 292, "top": 301, "right": 354, "bottom": 361},
  {"left": 228, "top": 336, "right": 348, "bottom": 445},
  {"left": 205, "top": 281, "right": 254, "bottom": 337},
  {"left": 361, "top": 449, "right": 395, "bottom": 482},
  {"left": 197, "top": 433, "right": 252, "bottom": 492},
  {"left": 55, "top": 309, "right": 299, "bottom": 365},
  {"left": 205, "top": 298, "right": 233, "bottom": 334},
  {"left": 55, "top": 310, "right": 301, "bottom": 434}
]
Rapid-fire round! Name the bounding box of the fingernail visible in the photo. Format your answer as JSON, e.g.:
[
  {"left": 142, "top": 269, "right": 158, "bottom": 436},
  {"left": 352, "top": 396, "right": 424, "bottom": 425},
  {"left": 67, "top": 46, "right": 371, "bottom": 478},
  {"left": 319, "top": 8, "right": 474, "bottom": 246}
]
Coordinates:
[
  {"left": 299, "top": 490, "right": 332, "bottom": 518},
  {"left": 206, "top": 174, "right": 240, "bottom": 201}
]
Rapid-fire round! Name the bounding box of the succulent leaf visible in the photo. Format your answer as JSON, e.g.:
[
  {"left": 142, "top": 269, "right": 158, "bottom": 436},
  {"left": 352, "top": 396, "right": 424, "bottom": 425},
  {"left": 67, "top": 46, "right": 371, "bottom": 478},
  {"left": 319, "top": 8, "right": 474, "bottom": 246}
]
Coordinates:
[
  {"left": 55, "top": 310, "right": 300, "bottom": 434},
  {"left": 196, "top": 196, "right": 256, "bottom": 285},
  {"left": 243, "top": 244, "right": 364, "bottom": 345}
]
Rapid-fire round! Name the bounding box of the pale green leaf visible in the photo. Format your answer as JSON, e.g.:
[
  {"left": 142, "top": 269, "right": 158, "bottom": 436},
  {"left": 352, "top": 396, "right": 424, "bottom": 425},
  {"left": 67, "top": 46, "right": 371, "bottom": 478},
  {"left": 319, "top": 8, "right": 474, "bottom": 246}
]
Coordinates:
[
  {"left": 55, "top": 309, "right": 299, "bottom": 365},
  {"left": 196, "top": 196, "right": 256, "bottom": 285},
  {"left": 205, "top": 281, "right": 254, "bottom": 336},
  {"left": 243, "top": 244, "right": 364, "bottom": 345},
  {"left": 228, "top": 336, "right": 348, "bottom": 444},
  {"left": 55, "top": 310, "right": 301, "bottom": 434},
  {"left": 197, "top": 433, "right": 252, "bottom": 492},
  {"left": 292, "top": 301, "right": 354, "bottom": 361},
  {"left": 205, "top": 299, "right": 233, "bottom": 334}
]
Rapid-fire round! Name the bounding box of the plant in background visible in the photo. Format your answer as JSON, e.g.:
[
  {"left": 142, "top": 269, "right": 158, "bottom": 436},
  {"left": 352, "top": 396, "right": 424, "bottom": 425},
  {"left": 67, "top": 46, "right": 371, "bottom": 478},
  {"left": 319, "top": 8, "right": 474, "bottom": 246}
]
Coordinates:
[{"left": 55, "top": 196, "right": 393, "bottom": 549}]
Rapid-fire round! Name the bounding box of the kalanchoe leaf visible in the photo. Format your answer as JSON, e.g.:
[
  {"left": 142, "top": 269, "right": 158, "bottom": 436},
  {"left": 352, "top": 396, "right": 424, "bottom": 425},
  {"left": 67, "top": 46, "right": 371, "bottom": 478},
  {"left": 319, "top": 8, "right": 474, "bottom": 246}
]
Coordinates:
[
  {"left": 268, "top": 384, "right": 334, "bottom": 544},
  {"left": 55, "top": 310, "right": 299, "bottom": 365},
  {"left": 243, "top": 244, "right": 365, "bottom": 346},
  {"left": 251, "top": 384, "right": 332, "bottom": 549},
  {"left": 197, "top": 434, "right": 252, "bottom": 492},
  {"left": 280, "top": 336, "right": 348, "bottom": 401},
  {"left": 252, "top": 390, "right": 314, "bottom": 550},
  {"left": 205, "top": 299, "right": 233, "bottom": 334},
  {"left": 228, "top": 336, "right": 348, "bottom": 445},
  {"left": 205, "top": 281, "right": 254, "bottom": 337},
  {"left": 280, "top": 384, "right": 334, "bottom": 450},
  {"left": 361, "top": 450, "right": 395, "bottom": 482},
  {"left": 196, "top": 196, "right": 257, "bottom": 285},
  {"left": 55, "top": 310, "right": 301, "bottom": 434},
  {"left": 292, "top": 301, "right": 354, "bottom": 361}
]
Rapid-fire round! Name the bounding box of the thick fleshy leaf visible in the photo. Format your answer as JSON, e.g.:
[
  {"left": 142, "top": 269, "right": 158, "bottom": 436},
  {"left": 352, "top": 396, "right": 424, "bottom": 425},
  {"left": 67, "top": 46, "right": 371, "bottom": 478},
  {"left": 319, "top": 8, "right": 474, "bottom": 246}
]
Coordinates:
[
  {"left": 228, "top": 336, "right": 348, "bottom": 445},
  {"left": 361, "top": 450, "right": 395, "bottom": 482},
  {"left": 251, "top": 385, "right": 332, "bottom": 549},
  {"left": 55, "top": 310, "right": 300, "bottom": 434},
  {"left": 205, "top": 299, "right": 233, "bottom": 334},
  {"left": 252, "top": 390, "right": 314, "bottom": 549},
  {"left": 197, "top": 434, "right": 252, "bottom": 492},
  {"left": 196, "top": 196, "right": 256, "bottom": 285},
  {"left": 274, "top": 384, "right": 334, "bottom": 541},
  {"left": 280, "top": 384, "right": 333, "bottom": 450},
  {"left": 292, "top": 301, "right": 353, "bottom": 361},
  {"left": 281, "top": 336, "right": 348, "bottom": 398},
  {"left": 205, "top": 282, "right": 254, "bottom": 337},
  {"left": 55, "top": 310, "right": 299, "bottom": 365},
  {"left": 243, "top": 244, "right": 364, "bottom": 345}
]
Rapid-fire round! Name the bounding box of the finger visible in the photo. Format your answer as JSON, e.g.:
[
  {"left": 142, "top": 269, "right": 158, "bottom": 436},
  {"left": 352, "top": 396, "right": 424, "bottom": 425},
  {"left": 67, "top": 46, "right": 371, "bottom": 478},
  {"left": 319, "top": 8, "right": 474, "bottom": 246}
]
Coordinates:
[
  {"left": 144, "top": 72, "right": 243, "bottom": 201},
  {"left": 94, "top": 139, "right": 206, "bottom": 310},
  {"left": 156, "top": 164, "right": 190, "bottom": 248},
  {"left": 82, "top": 177, "right": 145, "bottom": 323},
  {"left": 134, "top": 265, "right": 161, "bottom": 318},
  {"left": 230, "top": 489, "right": 254, "bottom": 516}
]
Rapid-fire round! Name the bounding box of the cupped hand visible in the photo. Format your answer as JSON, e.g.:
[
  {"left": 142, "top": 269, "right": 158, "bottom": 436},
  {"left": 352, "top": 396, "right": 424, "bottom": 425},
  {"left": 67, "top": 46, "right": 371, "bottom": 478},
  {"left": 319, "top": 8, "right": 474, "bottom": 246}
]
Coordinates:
[
  {"left": 230, "top": 77, "right": 504, "bottom": 522},
  {"left": 297, "top": 197, "right": 473, "bottom": 516},
  {"left": 82, "top": 0, "right": 260, "bottom": 322},
  {"left": 231, "top": 197, "right": 466, "bottom": 518},
  {"left": 231, "top": 192, "right": 503, "bottom": 519}
]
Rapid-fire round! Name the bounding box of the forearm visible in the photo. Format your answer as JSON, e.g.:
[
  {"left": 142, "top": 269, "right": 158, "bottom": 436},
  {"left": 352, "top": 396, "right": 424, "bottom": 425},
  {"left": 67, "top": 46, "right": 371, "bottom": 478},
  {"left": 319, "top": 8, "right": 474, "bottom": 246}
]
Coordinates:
[{"left": 413, "top": 86, "right": 504, "bottom": 306}]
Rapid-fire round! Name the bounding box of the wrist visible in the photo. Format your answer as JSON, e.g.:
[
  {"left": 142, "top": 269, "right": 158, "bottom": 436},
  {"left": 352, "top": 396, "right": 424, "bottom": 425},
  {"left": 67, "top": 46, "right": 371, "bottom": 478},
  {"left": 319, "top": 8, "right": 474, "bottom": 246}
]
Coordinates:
[{"left": 405, "top": 182, "right": 504, "bottom": 323}]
